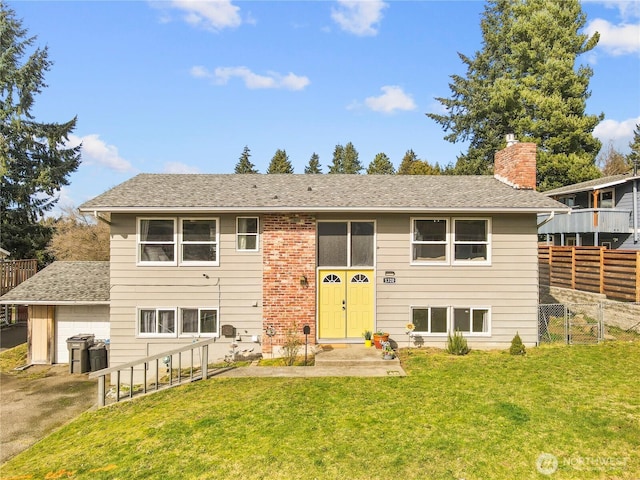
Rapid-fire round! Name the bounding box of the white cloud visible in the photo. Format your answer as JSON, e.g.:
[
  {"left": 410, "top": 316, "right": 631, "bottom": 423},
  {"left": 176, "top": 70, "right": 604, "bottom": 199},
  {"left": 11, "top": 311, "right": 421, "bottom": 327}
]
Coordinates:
[
  {"left": 593, "top": 116, "right": 640, "bottom": 153},
  {"left": 163, "top": 162, "right": 201, "bottom": 174},
  {"left": 331, "top": 0, "right": 387, "bottom": 36},
  {"left": 190, "top": 65, "right": 310, "bottom": 91},
  {"left": 585, "top": 18, "right": 640, "bottom": 55},
  {"left": 68, "top": 134, "right": 133, "bottom": 172},
  {"left": 363, "top": 85, "right": 416, "bottom": 113},
  {"left": 166, "top": 0, "right": 241, "bottom": 31}
]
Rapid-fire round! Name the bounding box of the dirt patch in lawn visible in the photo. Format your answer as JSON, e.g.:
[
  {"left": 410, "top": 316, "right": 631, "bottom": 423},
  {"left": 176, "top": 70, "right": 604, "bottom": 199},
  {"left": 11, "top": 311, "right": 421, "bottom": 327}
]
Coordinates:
[{"left": 0, "top": 364, "right": 97, "bottom": 464}]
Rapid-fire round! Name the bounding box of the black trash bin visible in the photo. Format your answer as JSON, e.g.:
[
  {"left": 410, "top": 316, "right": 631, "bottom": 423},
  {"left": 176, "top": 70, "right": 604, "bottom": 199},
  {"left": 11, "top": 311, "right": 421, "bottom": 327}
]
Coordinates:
[
  {"left": 67, "top": 334, "right": 94, "bottom": 374},
  {"left": 89, "top": 343, "right": 108, "bottom": 371}
]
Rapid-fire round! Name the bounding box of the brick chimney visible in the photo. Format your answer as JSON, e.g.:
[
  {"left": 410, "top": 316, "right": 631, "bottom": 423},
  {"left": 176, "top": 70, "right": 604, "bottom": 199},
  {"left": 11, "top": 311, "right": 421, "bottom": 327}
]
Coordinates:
[{"left": 494, "top": 138, "right": 537, "bottom": 190}]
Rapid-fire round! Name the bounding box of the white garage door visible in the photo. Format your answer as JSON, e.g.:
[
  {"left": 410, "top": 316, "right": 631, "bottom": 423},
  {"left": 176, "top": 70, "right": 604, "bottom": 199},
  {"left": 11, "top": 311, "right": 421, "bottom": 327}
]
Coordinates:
[{"left": 55, "top": 305, "right": 110, "bottom": 364}]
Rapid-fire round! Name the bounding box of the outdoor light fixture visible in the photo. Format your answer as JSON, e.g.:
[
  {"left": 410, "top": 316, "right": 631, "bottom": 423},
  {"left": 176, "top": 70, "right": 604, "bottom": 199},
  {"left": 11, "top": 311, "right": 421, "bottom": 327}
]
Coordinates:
[{"left": 299, "top": 274, "right": 308, "bottom": 287}]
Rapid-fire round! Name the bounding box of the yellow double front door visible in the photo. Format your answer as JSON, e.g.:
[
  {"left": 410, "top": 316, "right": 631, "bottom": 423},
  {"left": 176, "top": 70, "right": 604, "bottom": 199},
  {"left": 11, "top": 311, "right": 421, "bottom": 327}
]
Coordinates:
[{"left": 318, "top": 270, "right": 374, "bottom": 339}]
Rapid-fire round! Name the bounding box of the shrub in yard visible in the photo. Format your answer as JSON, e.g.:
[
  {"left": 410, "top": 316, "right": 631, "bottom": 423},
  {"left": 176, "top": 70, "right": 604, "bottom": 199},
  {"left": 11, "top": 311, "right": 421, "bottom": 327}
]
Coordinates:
[
  {"left": 446, "top": 330, "right": 470, "bottom": 355},
  {"left": 509, "top": 332, "right": 526, "bottom": 356},
  {"left": 280, "top": 323, "right": 304, "bottom": 366}
]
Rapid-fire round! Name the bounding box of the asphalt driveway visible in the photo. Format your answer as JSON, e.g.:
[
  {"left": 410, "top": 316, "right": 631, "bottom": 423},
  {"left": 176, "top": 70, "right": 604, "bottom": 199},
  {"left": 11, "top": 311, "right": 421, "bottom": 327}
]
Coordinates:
[{"left": 0, "top": 325, "right": 98, "bottom": 465}]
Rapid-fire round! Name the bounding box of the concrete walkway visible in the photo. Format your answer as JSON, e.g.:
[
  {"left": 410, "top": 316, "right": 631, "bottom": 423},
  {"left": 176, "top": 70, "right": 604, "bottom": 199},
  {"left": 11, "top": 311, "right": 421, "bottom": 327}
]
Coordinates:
[{"left": 216, "top": 344, "right": 406, "bottom": 378}]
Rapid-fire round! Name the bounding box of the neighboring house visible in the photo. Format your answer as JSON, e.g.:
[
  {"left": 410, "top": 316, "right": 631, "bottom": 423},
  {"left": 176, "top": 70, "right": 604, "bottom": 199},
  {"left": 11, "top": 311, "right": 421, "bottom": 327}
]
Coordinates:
[
  {"left": 0, "top": 262, "right": 110, "bottom": 364},
  {"left": 72, "top": 141, "right": 565, "bottom": 372},
  {"left": 538, "top": 172, "right": 640, "bottom": 249}
]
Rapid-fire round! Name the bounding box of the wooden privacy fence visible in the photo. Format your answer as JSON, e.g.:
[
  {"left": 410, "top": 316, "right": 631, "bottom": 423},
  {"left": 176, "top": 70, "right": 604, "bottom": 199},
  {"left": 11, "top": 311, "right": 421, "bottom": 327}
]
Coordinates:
[
  {"left": 0, "top": 259, "right": 38, "bottom": 296},
  {"left": 539, "top": 246, "right": 640, "bottom": 302}
]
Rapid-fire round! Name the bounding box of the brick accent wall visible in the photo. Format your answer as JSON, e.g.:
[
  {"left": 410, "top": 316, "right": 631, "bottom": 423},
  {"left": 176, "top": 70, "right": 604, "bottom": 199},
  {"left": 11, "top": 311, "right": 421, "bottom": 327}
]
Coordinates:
[
  {"left": 262, "top": 213, "right": 316, "bottom": 353},
  {"left": 494, "top": 142, "right": 537, "bottom": 190}
]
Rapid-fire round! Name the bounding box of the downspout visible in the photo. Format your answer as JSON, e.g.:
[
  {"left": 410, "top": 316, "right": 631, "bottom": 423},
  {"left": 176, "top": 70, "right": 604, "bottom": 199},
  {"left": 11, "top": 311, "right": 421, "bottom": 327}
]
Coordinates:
[
  {"left": 634, "top": 179, "right": 638, "bottom": 243},
  {"left": 536, "top": 210, "right": 555, "bottom": 228},
  {"left": 93, "top": 211, "right": 112, "bottom": 225}
]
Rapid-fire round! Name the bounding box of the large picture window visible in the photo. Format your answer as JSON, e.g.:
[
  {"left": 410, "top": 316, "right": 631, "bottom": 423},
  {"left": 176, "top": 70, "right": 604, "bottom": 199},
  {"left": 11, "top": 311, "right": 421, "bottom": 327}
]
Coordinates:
[
  {"left": 180, "top": 308, "right": 218, "bottom": 337},
  {"left": 138, "top": 308, "right": 176, "bottom": 337},
  {"left": 318, "top": 221, "right": 374, "bottom": 267}
]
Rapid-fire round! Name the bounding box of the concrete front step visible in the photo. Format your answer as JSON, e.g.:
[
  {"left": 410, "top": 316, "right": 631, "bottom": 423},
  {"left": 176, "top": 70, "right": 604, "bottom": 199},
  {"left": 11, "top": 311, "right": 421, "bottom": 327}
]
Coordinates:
[{"left": 314, "top": 344, "right": 400, "bottom": 367}]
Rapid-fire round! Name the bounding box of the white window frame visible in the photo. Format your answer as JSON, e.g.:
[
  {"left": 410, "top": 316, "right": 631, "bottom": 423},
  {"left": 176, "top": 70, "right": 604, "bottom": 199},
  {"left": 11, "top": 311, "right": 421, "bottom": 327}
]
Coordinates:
[
  {"left": 317, "top": 220, "right": 376, "bottom": 268},
  {"left": 409, "top": 306, "right": 491, "bottom": 336},
  {"left": 137, "top": 218, "right": 177, "bottom": 266},
  {"left": 137, "top": 307, "right": 177, "bottom": 338},
  {"left": 180, "top": 218, "right": 220, "bottom": 266},
  {"left": 452, "top": 218, "right": 491, "bottom": 265},
  {"left": 452, "top": 307, "right": 491, "bottom": 336},
  {"left": 411, "top": 218, "right": 449, "bottom": 265},
  {"left": 179, "top": 307, "right": 219, "bottom": 338},
  {"left": 410, "top": 306, "right": 449, "bottom": 336},
  {"left": 236, "top": 217, "right": 259, "bottom": 252}
]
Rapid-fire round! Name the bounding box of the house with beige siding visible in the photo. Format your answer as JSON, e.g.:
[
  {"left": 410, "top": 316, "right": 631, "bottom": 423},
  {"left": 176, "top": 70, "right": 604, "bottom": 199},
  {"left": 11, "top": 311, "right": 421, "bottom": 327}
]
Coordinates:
[{"left": 69, "top": 141, "right": 566, "bottom": 369}]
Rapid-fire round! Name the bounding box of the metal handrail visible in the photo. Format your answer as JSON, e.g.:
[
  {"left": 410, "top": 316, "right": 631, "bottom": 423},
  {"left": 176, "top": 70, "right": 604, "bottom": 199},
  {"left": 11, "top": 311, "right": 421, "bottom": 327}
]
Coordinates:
[{"left": 89, "top": 338, "right": 218, "bottom": 407}]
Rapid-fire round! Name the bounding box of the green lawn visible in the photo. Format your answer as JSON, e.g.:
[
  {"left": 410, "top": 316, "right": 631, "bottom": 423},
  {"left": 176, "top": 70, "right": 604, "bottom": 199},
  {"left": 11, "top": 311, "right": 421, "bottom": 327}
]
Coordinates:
[{"left": 2, "top": 343, "right": 638, "bottom": 480}]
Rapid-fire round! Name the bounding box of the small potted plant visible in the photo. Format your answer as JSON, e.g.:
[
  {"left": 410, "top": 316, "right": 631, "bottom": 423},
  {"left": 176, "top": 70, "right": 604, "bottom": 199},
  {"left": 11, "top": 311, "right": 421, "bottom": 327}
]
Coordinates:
[
  {"left": 373, "top": 330, "right": 389, "bottom": 349},
  {"left": 381, "top": 341, "right": 395, "bottom": 360},
  {"left": 363, "top": 330, "right": 373, "bottom": 348}
]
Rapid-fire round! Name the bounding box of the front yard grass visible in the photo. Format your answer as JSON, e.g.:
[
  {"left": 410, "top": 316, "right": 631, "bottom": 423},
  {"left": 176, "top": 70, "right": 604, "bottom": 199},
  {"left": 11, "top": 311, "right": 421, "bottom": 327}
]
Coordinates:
[{"left": 1, "top": 342, "right": 638, "bottom": 479}]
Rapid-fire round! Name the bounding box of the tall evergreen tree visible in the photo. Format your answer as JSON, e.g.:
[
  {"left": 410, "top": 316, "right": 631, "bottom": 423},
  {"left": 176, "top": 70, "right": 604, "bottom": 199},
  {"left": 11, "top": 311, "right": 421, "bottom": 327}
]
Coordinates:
[
  {"left": 234, "top": 146, "right": 258, "bottom": 173},
  {"left": 267, "top": 149, "right": 293, "bottom": 174},
  {"left": 328, "top": 142, "right": 362, "bottom": 174},
  {"left": 366, "top": 152, "right": 395, "bottom": 174},
  {"left": 427, "top": 0, "right": 602, "bottom": 190},
  {"left": 304, "top": 152, "right": 322, "bottom": 174},
  {"left": 343, "top": 142, "right": 362, "bottom": 174},
  {"left": 397, "top": 149, "right": 419, "bottom": 175},
  {"left": 1, "top": 4, "right": 81, "bottom": 261},
  {"left": 328, "top": 144, "right": 344, "bottom": 174}
]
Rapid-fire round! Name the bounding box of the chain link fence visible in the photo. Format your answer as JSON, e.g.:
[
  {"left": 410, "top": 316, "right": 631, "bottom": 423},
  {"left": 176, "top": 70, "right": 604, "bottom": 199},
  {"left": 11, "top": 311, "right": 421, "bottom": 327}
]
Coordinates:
[{"left": 539, "top": 303, "right": 640, "bottom": 345}]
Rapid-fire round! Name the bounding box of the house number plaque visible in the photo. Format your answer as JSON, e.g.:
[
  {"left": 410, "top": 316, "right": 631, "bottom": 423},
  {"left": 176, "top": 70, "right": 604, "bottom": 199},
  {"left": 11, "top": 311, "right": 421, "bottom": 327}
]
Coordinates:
[{"left": 383, "top": 277, "right": 396, "bottom": 284}]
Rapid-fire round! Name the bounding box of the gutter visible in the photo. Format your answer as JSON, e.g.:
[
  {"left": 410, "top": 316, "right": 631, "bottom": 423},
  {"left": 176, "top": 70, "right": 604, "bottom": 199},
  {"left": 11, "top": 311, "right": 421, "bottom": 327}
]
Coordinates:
[{"left": 536, "top": 210, "right": 555, "bottom": 229}]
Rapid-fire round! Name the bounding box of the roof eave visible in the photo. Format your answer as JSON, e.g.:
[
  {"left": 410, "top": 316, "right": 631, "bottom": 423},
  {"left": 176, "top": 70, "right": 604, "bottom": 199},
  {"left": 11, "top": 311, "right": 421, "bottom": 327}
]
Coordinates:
[
  {"left": 0, "top": 300, "right": 110, "bottom": 306},
  {"left": 80, "top": 206, "right": 569, "bottom": 214}
]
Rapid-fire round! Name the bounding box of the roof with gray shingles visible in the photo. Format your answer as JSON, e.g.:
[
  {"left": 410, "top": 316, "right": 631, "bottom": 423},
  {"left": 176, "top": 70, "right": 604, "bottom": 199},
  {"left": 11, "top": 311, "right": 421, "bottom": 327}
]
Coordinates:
[
  {"left": 0, "top": 261, "right": 109, "bottom": 305},
  {"left": 79, "top": 174, "right": 565, "bottom": 212},
  {"left": 543, "top": 173, "right": 640, "bottom": 196}
]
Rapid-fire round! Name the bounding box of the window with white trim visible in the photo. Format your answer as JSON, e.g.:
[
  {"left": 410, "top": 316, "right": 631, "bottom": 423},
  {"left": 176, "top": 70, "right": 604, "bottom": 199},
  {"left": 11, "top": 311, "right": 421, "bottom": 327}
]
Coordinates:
[
  {"left": 180, "top": 308, "right": 218, "bottom": 337},
  {"left": 138, "top": 308, "right": 176, "bottom": 337},
  {"left": 411, "top": 218, "right": 490, "bottom": 265},
  {"left": 139, "top": 219, "right": 176, "bottom": 264},
  {"left": 181, "top": 219, "right": 218, "bottom": 264},
  {"left": 410, "top": 306, "right": 490, "bottom": 336},
  {"left": 412, "top": 306, "right": 448, "bottom": 334},
  {"left": 138, "top": 218, "right": 218, "bottom": 266},
  {"left": 237, "top": 217, "right": 259, "bottom": 251},
  {"left": 411, "top": 219, "right": 448, "bottom": 263},
  {"left": 453, "top": 307, "right": 489, "bottom": 334},
  {"left": 453, "top": 219, "right": 490, "bottom": 263},
  {"left": 317, "top": 221, "right": 374, "bottom": 267}
]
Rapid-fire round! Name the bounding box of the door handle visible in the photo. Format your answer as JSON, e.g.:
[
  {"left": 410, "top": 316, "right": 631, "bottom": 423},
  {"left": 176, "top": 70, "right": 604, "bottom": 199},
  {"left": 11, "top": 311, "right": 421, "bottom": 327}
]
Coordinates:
[{"left": 342, "top": 299, "right": 346, "bottom": 310}]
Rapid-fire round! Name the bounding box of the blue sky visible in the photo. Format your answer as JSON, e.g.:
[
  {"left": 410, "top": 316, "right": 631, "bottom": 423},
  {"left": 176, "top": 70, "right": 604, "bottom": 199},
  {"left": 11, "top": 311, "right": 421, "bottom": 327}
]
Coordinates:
[{"left": 8, "top": 0, "right": 640, "bottom": 209}]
